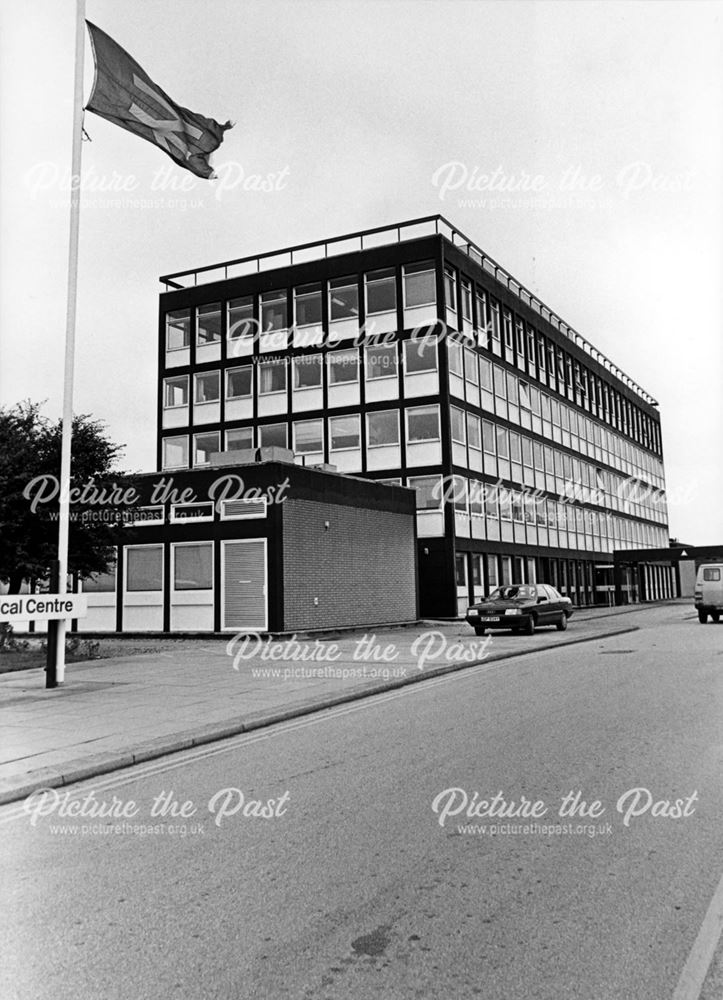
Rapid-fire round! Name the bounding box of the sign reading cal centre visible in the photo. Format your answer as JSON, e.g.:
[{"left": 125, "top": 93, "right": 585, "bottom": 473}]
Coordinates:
[{"left": 0, "top": 594, "right": 88, "bottom": 624}]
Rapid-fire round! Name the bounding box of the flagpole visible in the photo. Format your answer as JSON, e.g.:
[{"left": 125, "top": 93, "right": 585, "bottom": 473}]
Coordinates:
[{"left": 49, "top": 0, "right": 86, "bottom": 688}]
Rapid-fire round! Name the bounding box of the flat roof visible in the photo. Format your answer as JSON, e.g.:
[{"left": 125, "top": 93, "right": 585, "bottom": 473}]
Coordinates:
[{"left": 158, "top": 214, "right": 657, "bottom": 406}]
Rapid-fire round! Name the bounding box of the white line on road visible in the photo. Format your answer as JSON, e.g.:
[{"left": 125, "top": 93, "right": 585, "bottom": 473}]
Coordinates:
[{"left": 671, "top": 869, "right": 723, "bottom": 1000}]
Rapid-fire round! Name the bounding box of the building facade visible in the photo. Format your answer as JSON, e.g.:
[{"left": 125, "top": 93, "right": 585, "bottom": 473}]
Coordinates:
[{"left": 156, "top": 216, "right": 670, "bottom": 618}]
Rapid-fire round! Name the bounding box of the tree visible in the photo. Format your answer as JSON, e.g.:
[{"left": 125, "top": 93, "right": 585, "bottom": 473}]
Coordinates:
[{"left": 0, "top": 401, "right": 125, "bottom": 593}]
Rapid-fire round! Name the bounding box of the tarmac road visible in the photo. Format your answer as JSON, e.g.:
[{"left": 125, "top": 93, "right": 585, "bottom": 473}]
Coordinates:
[{"left": 2, "top": 606, "right": 722, "bottom": 999}]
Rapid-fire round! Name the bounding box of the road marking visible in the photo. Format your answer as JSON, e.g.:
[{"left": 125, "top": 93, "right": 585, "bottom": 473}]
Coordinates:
[{"left": 671, "top": 870, "right": 723, "bottom": 1000}]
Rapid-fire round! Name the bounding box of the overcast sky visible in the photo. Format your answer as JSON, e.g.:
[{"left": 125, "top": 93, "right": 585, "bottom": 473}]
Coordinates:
[{"left": 1, "top": 0, "right": 721, "bottom": 543}]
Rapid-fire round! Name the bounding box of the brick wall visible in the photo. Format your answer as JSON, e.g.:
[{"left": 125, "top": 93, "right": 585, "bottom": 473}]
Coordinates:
[{"left": 282, "top": 498, "right": 417, "bottom": 630}]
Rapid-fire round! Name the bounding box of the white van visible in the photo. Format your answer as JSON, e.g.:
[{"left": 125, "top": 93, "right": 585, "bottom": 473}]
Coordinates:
[{"left": 694, "top": 564, "right": 723, "bottom": 623}]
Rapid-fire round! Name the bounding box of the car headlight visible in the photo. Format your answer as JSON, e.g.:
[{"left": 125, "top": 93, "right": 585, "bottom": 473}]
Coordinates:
[{"left": 504, "top": 608, "right": 521, "bottom": 615}]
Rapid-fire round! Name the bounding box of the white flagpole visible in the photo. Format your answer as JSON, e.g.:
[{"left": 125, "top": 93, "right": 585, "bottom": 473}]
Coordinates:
[{"left": 52, "top": 0, "right": 87, "bottom": 686}]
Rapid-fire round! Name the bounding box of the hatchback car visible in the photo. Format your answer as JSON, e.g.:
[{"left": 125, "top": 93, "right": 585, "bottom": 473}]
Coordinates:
[{"left": 465, "top": 584, "right": 573, "bottom": 636}]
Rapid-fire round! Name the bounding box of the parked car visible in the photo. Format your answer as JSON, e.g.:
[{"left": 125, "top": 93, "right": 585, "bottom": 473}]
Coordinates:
[
  {"left": 694, "top": 564, "right": 723, "bottom": 623},
  {"left": 465, "top": 584, "right": 573, "bottom": 636}
]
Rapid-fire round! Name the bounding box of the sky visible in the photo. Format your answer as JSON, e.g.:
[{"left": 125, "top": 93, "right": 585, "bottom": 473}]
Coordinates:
[{"left": 1, "top": 0, "right": 722, "bottom": 544}]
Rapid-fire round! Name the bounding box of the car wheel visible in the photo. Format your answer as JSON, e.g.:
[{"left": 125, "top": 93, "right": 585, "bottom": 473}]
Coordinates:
[
  {"left": 698, "top": 610, "right": 708, "bottom": 624},
  {"left": 556, "top": 613, "right": 568, "bottom": 631},
  {"left": 523, "top": 615, "right": 536, "bottom": 636},
  {"left": 712, "top": 612, "right": 721, "bottom": 623},
  {"left": 474, "top": 626, "right": 486, "bottom": 636}
]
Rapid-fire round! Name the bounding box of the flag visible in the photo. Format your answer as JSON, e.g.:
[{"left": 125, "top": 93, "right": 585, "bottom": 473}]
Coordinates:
[{"left": 85, "top": 22, "right": 232, "bottom": 179}]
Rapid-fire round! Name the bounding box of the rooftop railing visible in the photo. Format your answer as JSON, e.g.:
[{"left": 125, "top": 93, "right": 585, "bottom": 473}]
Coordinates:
[{"left": 159, "top": 214, "right": 658, "bottom": 406}]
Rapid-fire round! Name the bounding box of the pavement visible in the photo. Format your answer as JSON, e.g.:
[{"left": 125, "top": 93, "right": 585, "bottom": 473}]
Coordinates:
[{"left": 0, "top": 601, "right": 690, "bottom": 805}]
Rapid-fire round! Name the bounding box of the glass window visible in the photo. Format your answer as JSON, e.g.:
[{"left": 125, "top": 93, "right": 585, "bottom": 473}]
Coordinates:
[
  {"left": 522, "top": 436, "right": 533, "bottom": 466},
  {"left": 163, "top": 435, "right": 188, "bottom": 469},
  {"left": 197, "top": 303, "right": 221, "bottom": 345},
  {"left": 509, "top": 431, "right": 521, "bottom": 463},
  {"left": 293, "top": 354, "right": 323, "bottom": 389},
  {"left": 227, "top": 296, "right": 254, "bottom": 341},
  {"left": 444, "top": 268, "right": 456, "bottom": 311},
  {"left": 126, "top": 546, "right": 162, "bottom": 592},
  {"left": 463, "top": 348, "right": 479, "bottom": 384},
  {"left": 174, "top": 543, "right": 212, "bottom": 591},
  {"left": 448, "top": 340, "right": 463, "bottom": 376},
  {"left": 259, "top": 423, "right": 287, "bottom": 448},
  {"left": 328, "top": 348, "right": 359, "bottom": 385},
  {"left": 226, "top": 366, "right": 252, "bottom": 399},
  {"left": 482, "top": 420, "right": 495, "bottom": 453},
  {"left": 451, "top": 406, "right": 466, "bottom": 444},
  {"left": 506, "top": 372, "right": 518, "bottom": 405},
  {"left": 193, "top": 432, "right": 220, "bottom": 465},
  {"left": 493, "top": 365, "right": 507, "bottom": 398},
  {"left": 406, "top": 405, "right": 440, "bottom": 443},
  {"left": 703, "top": 568, "right": 721, "bottom": 581},
  {"left": 294, "top": 418, "right": 323, "bottom": 454},
  {"left": 479, "top": 357, "right": 492, "bottom": 391},
  {"left": 294, "top": 284, "right": 322, "bottom": 327},
  {"left": 407, "top": 475, "right": 443, "bottom": 510},
  {"left": 164, "top": 376, "right": 188, "bottom": 408},
  {"left": 404, "top": 338, "right": 437, "bottom": 374},
  {"left": 226, "top": 427, "right": 254, "bottom": 450},
  {"left": 460, "top": 279, "right": 472, "bottom": 321},
  {"left": 467, "top": 412, "right": 481, "bottom": 449},
  {"left": 329, "top": 276, "right": 359, "bottom": 321},
  {"left": 166, "top": 309, "right": 190, "bottom": 351},
  {"left": 329, "top": 414, "right": 360, "bottom": 450},
  {"left": 259, "top": 359, "right": 287, "bottom": 394},
  {"left": 403, "top": 261, "right": 436, "bottom": 308},
  {"left": 366, "top": 269, "right": 397, "bottom": 315},
  {"left": 496, "top": 426, "right": 509, "bottom": 459},
  {"left": 194, "top": 371, "right": 220, "bottom": 403},
  {"left": 261, "top": 289, "right": 287, "bottom": 331},
  {"left": 367, "top": 409, "right": 399, "bottom": 447},
  {"left": 365, "top": 343, "right": 398, "bottom": 380}
]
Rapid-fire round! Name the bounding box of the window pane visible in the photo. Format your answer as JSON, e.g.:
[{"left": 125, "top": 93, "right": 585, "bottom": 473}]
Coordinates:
[
  {"left": 164, "top": 377, "right": 188, "bottom": 408},
  {"left": 197, "top": 303, "right": 221, "bottom": 344},
  {"left": 195, "top": 372, "right": 220, "bottom": 403},
  {"left": 467, "top": 412, "right": 481, "bottom": 449},
  {"left": 367, "top": 410, "right": 399, "bottom": 447},
  {"left": 328, "top": 349, "right": 359, "bottom": 385},
  {"left": 194, "top": 432, "right": 220, "bottom": 465},
  {"left": 451, "top": 407, "right": 466, "bottom": 443},
  {"left": 174, "top": 544, "right": 212, "bottom": 590},
  {"left": 259, "top": 360, "right": 287, "bottom": 394},
  {"left": 444, "top": 269, "right": 456, "bottom": 311},
  {"left": 226, "top": 367, "right": 252, "bottom": 399},
  {"left": 329, "top": 277, "right": 359, "bottom": 320},
  {"left": 127, "top": 546, "right": 162, "bottom": 592},
  {"left": 228, "top": 296, "right": 254, "bottom": 340},
  {"left": 227, "top": 427, "right": 254, "bottom": 450},
  {"left": 403, "top": 264, "right": 436, "bottom": 308},
  {"left": 83, "top": 566, "right": 116, "bottom": 593},
  {"left": 407, "top": 405, "right": 440, "bottom": 442},
  {"left": 404, "top": 338, "right": 437, "bottom": 374},
  {"left": 365, "top": 344, "right": 398, "bottom": 380},
  {"left": 294, "top": 419, "right": 323, "bottom": 453},
  {"left": 163, "top": 436, "right": 188, "bottom": 469},
  {"left": 261, "top": 290, "right": 287, "bottom": 331},
  {"left": 448, "top": 340, "right": 463, "bottom": 376},
  {"left": 330, "top": 415, "right": 360, "bottom": 450},
  {"left": 407, "top": 475, "right": 442, "bottom": 510},
  {"left": 479, "top": 357, "right": 492, "bottom": 390},
  {"left": 259, "top": 423, "right": 287, "bottom": 448},
  {"left": 482, "top": 421, "right": 495, "bottom": 453},
  {"left": 295, "top": 284, "right": 322, "bottom": 326},
  {"left": 293, "top": 354, "right": 322, "bottom": 389},
  {"left": 496, "top": 426, "right": 509, "bottom": 459},
  {"left": 166, "top": 310, "right": 190, "bottom": 351},
  {"left": 366, "top": 269, "right": 397, "bottom": 314}
]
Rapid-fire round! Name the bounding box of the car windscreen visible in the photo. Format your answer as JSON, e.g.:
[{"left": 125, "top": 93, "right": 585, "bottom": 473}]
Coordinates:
[{"left": 488, "top": 586, "right": 536, "bottom": 601}]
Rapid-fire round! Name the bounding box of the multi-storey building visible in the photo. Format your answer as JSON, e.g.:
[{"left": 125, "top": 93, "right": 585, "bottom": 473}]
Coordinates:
[{"left": 156, "top": 215, "right": 672, "bottom": 618}]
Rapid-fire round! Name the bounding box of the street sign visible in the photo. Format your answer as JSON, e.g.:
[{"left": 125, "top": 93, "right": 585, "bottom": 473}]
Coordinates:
[{"left": 0, "top": 594, "right": 88, "bottom": 625}]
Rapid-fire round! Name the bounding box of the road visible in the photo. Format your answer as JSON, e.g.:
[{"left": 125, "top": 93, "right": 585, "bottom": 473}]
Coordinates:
[{"left": 2, "top": 606, "right": 722, "bottom": 1000}]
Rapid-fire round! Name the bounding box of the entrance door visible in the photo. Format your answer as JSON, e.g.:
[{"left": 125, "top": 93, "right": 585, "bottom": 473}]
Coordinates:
[{"left": 222, "top": 540, "right": 267, "bottom": 631}]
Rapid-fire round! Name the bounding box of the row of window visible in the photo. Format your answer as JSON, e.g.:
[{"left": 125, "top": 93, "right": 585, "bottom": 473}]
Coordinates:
[
  {"left": 163, "top": 340, "right": 438, "bottom": 409},
  {"left": 161, "top": 404, "right": 442, "bottom": 470},
  {"left": 450, "top": 406, "right": 667, "bottom": 524},
  {"left": 165, "top": 261, "right": 436, "bottom": 351},
  {"left": 443, "top": 264, "right": 660, "bottom": 455},
  {"left": 83, "top": 544, "right": 211, "bottom": 593},
  {"left": 450, "top": 342, "right": 664, "bottom": 489}
]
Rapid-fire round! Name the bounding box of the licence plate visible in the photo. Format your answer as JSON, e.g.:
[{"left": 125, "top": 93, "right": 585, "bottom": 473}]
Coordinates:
[{"left": 480, "top": 616, "right": 500, "bottom": 622}]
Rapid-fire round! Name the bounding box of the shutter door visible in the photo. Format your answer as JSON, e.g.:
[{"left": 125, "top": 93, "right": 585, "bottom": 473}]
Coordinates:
[{"left": 222, "top": 540, "right": 267, "bottom": 631}]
